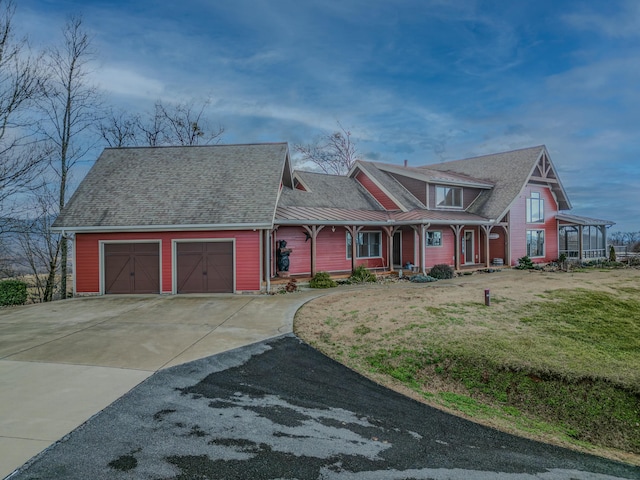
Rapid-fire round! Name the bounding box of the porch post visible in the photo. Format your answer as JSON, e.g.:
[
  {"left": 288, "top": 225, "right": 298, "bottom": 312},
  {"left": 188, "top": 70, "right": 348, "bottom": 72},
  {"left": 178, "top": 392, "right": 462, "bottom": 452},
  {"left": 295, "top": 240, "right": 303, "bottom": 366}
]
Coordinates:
[
  {"left": 382, "top": 225, "right": 401, "bottom": 272},
  {"left": 345, "top": 226, "right": 363, "bottom": 273},
  {"left": 502, "top": 226, "right": 510, "bottom": 267},
  {"left": 302, "top": 225, "right": 325, "bottom": 277},
  {"left": 450, "top": 225, "right": 463, "bottom": 271},
  {"left": 481, "top": 225, "right": 493, "bottom": 268},
  {"left": 578, "top": 225, "right": 584, "bottom": 262}
]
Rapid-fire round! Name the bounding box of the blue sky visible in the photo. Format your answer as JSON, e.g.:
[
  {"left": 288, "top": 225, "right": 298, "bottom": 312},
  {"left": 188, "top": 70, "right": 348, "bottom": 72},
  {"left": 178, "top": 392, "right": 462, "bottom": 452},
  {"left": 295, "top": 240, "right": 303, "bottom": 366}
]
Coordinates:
[{"left": 17, "top": 0, "right": 640, "bottom": 232}]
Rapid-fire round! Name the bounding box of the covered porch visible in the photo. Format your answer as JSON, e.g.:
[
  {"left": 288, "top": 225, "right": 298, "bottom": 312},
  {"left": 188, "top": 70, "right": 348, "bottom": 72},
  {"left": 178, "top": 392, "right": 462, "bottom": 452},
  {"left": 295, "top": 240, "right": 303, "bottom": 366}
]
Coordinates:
[
  {"left": 557, "top": 214, "right": 615, "bottom": 261},
  {"left": 267, "top": 206, "right": 510, "bottom": 284}
]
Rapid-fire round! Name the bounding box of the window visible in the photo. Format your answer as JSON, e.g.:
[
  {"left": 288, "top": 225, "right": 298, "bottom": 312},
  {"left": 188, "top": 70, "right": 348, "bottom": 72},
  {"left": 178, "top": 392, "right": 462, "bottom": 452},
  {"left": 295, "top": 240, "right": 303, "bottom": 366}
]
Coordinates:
[
  {"left": 426, "top": 231, "right": 442, "bottom": 247},
  {"left": 526, "top": 192, "right": 544, "bottom": 223},
  {"left": 436, "top": 186, "right": 462, "bottom": 208},
  {"left": 526, "top": 230, "right": 545, "bottom": 257},
  {"left": 346, "top": 231, "right": 381, "bottom": 259}
]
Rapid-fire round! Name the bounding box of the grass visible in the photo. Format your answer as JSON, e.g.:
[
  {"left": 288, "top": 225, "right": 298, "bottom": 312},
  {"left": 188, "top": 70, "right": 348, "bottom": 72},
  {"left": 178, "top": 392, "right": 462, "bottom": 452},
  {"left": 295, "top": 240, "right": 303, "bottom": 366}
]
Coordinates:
[{"left": 294, "top": 268, "right": 640, "bottom": 463}]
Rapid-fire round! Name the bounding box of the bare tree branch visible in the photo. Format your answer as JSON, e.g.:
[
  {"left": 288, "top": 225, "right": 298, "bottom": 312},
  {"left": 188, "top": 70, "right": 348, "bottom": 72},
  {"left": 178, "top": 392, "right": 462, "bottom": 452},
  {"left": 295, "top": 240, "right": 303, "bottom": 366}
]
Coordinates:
[
  {"left": 294, "top": 121, "right": 359, "bottom": 175},
  {"left": 0, "top": 0, "right": 48, "bottom": 217}
]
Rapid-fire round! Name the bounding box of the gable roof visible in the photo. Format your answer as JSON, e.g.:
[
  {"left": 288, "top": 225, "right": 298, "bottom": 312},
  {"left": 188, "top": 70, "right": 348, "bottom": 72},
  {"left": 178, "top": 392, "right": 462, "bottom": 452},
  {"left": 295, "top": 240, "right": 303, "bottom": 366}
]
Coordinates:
[
  {"left": 53, "top": 143, "right": 290, "bottom": 231},
  {"left": 423, "top": 145, "right": 571, "bottom": 220},
  {"left": 350, "top": 161, "right": 426, "bottom": 211}
]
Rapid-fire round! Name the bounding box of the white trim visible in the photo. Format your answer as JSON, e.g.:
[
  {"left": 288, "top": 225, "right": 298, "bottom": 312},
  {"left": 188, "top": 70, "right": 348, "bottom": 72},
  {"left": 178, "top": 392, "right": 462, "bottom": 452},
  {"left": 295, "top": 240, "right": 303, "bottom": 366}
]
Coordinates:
[
  {"left": 99, "top": 239, "right": 163, "bottom": 295},
  {"left": 172, "top": 238, "right": 236, "bottom": 294},
  {"left": 53, "top": 222, "right": 272, "bottom": 233},
  {"left": 526, "top": 229, "right": 546, "bottom": 258},
  {"left": 435, "top": 185, "right": 464, "bottom": 209},
  {"left": 426, "top": 230, "right": 443, "bottom": 247},
  {"left": 346, "top": 230, "right": 383, "bottom": 260}
]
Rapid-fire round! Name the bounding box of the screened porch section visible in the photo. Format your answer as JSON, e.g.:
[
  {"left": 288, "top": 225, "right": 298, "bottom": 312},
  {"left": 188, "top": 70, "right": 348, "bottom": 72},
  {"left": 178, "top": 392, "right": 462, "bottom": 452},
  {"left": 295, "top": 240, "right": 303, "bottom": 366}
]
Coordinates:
[{"left": 557, "top": 214, "right": 614, "bottom": 261}]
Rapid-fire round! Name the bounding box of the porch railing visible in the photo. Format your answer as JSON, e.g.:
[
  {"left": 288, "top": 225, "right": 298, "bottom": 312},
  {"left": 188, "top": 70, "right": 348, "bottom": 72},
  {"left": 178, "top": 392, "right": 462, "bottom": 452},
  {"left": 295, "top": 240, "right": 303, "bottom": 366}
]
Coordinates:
[{"left": 559, "top": 248, "right": 607, "bottom": 260}]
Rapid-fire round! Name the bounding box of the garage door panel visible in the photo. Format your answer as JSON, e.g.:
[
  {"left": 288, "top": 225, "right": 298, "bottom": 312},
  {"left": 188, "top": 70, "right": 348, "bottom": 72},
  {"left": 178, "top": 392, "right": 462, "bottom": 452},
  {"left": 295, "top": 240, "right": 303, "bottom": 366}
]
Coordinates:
[
  {"left": 177, "top": 242, "right": 233, "bottom": 293},
  {"left": 104, "top": 243, "right": 160, "bottom": 294},
  {"left": 176, "top": 254, "right": 204, "bottom": 294},
  {"left": 133, "top": 255, "right": 160, "bottom": 293}
]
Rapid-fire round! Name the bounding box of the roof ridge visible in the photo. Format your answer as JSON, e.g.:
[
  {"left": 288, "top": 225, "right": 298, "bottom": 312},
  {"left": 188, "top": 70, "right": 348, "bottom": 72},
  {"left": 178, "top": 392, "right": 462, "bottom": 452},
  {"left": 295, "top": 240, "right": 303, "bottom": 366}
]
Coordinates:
[
  {"left": 426, "top": 145, "right": 545, "bottom": 166},
  {"left": 103, "top": 142, "right": 289, "bottom": 151}
]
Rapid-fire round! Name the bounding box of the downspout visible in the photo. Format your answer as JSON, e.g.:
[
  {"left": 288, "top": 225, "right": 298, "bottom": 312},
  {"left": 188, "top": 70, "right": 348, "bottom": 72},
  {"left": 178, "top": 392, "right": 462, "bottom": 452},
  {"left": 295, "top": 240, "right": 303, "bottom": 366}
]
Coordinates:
[{"left": 266, "top": 230, "right": 271, "bottom": 294}]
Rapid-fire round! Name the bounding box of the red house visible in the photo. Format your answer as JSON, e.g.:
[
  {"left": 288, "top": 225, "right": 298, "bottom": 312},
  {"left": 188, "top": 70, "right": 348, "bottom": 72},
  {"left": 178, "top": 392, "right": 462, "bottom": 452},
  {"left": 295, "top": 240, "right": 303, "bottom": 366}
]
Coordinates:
[{"left": 52, "top": 143, "right": 613, "bottom": 295}]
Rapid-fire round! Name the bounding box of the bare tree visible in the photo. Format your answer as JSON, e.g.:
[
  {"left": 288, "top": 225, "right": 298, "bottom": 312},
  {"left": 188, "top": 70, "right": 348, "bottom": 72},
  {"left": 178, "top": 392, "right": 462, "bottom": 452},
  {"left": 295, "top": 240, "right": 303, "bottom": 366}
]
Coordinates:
[
  {"left": 38, "top": 15, "right": 101, "bottom": 300},
  {"left": 16, "top": 186, "right": 61, "bottom": 301},
  {"left": 294, "top": 122, "right": 360, "bottom": 175},
  {"left": 99, "top": 98, "right": 224, "bottom": 147},
  {"left": 0, "top": 0, "right": 47, "bottom": 227}
]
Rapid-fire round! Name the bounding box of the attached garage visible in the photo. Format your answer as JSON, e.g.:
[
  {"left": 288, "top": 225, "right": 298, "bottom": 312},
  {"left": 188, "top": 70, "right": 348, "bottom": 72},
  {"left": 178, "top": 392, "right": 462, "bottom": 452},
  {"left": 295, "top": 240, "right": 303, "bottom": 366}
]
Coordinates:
[
  {"left": 103, "top": 242, "right": 160, "bottom": 294},
  {"left": 175, "top": 241, "right": 234, "bottom": 293}
]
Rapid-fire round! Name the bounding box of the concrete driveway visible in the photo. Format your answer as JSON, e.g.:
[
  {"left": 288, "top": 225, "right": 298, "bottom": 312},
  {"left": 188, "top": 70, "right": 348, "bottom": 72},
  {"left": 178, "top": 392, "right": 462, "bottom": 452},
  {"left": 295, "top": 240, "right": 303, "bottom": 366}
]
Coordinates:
[{"left": 0, "top": 292, "right": 322, "bottom": 479}]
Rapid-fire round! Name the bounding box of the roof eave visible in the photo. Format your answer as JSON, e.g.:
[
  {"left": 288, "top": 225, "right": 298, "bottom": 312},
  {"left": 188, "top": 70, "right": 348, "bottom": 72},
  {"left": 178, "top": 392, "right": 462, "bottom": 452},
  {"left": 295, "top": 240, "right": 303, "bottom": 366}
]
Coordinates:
[{"left": 52, "top": 222, "right": 275, "bottom": 233}]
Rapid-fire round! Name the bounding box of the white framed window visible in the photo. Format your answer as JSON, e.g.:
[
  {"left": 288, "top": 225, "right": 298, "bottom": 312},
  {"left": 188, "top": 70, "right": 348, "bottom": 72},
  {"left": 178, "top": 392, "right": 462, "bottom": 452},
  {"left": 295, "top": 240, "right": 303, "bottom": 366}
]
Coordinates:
[
  {"left": 346, "top": 231, "right": 382, "bottom": 259},
  {"left": 526, "top": 230, "right": 545, "bottom": 257},
  {"left": 526, "top": 191, "right": 544, "bottom": 223},
  {"left": 426, "top": 231, "right": 442, "bottom": 247},
  {"left": 436, "top": 186, "right": 463, "bottom": 208}
]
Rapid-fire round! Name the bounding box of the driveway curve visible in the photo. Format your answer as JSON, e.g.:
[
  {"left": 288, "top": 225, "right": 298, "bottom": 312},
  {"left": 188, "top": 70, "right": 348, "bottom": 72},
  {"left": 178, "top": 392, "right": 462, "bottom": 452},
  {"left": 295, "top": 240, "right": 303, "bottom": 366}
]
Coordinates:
[
  {"left": 9, "top": 335, "right": 639, "bottom": 480},
  {"left": 0, "top": 292, "right": 323, "bottom": 478}
]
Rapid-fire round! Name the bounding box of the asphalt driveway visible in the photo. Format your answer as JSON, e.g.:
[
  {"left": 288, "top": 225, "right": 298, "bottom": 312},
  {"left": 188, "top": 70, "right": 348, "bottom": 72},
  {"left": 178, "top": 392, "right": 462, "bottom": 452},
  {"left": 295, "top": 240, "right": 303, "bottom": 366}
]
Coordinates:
[
  {"left": 9, "top": 335, "right": 638, "bottom": 479},
  {"left": 0, "top": 293, "right": 322, "bottom": 478}
]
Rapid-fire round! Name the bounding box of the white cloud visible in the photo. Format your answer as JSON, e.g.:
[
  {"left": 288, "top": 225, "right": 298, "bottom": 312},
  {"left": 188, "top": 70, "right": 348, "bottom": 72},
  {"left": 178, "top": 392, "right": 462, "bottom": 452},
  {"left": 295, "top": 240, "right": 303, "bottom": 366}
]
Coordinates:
[{"left": 93, "top": 66, "right": 165, "bottom": 100}]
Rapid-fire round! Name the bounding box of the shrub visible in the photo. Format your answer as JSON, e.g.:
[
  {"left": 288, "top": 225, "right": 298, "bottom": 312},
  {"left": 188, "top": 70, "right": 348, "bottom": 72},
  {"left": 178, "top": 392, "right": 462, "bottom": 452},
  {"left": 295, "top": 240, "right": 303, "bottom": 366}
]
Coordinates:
[
  {"left": 0, "top": 280, "right": 28, "bottom": 306},
  {"left": 609, "top": 245, "right": 616, "bottom": 262},
  {"left": 309, "top": 271, "right": 337, "bottom": 289},
  {"left": 429, "top": 264, "right": 454, "bottom": 279},
  {"left": 350, "top": 265, "right": 376, "bottom": 283},
  {"left": 516, "top": 255, "right": 535, "bottom": 270},
  {"left": 409, "top": 274, "right": 438, "bottom": 283}
]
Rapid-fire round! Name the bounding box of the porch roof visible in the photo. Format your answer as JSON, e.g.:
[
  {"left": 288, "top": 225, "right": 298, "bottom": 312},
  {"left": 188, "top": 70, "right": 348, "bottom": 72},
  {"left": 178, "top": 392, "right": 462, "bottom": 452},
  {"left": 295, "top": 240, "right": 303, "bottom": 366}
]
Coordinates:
[
  {"left": 556, "top": 213, "right": 615, "bottom": 226},
  {"left": 275, "top": 206, "right": 490, "bottom": 226}
]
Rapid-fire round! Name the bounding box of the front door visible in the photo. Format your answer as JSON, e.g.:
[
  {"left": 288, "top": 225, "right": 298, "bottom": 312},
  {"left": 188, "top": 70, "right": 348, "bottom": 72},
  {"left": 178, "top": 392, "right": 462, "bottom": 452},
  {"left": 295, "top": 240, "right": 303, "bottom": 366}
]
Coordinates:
[
  {"left": 463, "top": 231, "right": 474, "bottom": 264},
  {"left": 392, "top": 231, "right": 402, "bottom": 267}
]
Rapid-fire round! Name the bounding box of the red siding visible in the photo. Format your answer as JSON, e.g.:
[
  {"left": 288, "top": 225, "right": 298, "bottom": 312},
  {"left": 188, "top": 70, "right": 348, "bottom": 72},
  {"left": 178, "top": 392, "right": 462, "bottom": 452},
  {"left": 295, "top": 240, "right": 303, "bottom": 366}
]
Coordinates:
[
  {"left": 425, "top": 228, "right": 455, "bottom": 267},
  {"left": 74, "top": 230, "right": 261, "bottom": 294},
  {"left": 509, "top": 185, "right": 559, "bottom": 265},
  {"left": 275, "top": 226, "right": 389, "bottom": 275},
  {"left": 355, "top": 170, "right": 401, "bottom": 211}
]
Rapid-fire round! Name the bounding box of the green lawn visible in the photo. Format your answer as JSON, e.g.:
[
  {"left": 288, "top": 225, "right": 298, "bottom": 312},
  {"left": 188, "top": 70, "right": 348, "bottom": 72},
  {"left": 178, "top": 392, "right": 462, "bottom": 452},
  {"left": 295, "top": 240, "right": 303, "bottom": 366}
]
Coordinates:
[{"left": 295, "top": 268, "right": 640, "bottom": 463}]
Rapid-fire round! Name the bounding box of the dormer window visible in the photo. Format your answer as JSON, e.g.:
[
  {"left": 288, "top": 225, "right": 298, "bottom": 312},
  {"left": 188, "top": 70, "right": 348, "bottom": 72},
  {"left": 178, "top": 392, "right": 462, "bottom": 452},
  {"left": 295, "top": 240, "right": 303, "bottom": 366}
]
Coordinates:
[
  {"left": 436, "top": 186, "right": 462, "bottom": 208},
  {"left": 526, "top": 192, "right": 544, "bottom": 223}
]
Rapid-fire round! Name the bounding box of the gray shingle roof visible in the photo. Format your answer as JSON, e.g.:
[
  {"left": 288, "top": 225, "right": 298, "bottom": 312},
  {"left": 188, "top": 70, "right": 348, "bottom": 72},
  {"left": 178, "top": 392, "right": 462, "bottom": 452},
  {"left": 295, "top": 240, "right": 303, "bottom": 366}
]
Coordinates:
[
  {"left": 53, "top": 143, "right": 289, "bottom": 229},
  {"left": 278, "top": 171, "right": 382, "bottom": 210},
  {"left": 423, "top": 145, "right": 569, "bottom": 220}
]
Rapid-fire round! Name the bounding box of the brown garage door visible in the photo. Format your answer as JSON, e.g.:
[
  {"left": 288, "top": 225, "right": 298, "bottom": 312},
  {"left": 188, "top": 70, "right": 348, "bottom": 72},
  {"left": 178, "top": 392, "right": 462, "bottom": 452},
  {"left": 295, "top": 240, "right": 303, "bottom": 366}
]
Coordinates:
[
  {"left": 176, "top": 242, "right": 233, "bottom": 293},
  {"left": 104, "top": 243, "right": 160, "bottom": 294}
]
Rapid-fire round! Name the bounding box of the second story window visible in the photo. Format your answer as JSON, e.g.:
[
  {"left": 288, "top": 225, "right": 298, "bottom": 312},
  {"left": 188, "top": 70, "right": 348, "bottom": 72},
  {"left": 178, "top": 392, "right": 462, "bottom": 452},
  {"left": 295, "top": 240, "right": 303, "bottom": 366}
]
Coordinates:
[
  {"left": 436, "top": 186, "right": 462, "bottom": 208},
  {"left": 526, "top": 192, "right": 544, "bottom": 223}
]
